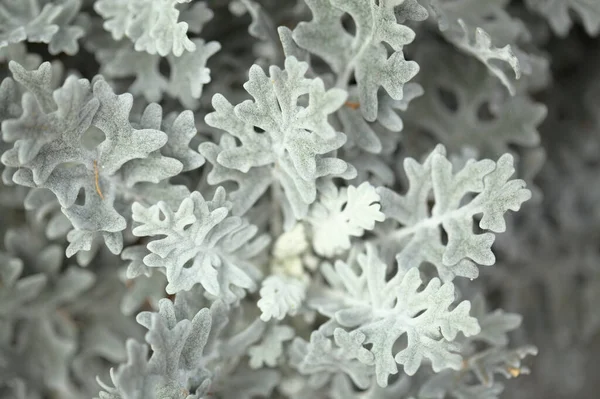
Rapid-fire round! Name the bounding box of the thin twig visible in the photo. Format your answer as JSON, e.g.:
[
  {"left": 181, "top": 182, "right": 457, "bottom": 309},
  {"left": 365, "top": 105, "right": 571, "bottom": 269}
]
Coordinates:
[{"left": 94, "top": 160, "right": 104, "bottom": 200}]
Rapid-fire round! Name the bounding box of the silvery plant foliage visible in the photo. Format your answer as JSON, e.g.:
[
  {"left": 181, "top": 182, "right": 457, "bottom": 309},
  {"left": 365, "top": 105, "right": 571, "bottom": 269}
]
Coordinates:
[{"left": 0, "top": 0, "right": 599, "bottom": 398}]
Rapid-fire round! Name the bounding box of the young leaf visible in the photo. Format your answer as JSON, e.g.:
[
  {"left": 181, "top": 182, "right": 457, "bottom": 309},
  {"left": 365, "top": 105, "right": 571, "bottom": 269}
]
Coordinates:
[
  {"left": 131, "top": 188, "right": 269, "bottom": 302},
  {"left": 293, "top": 0, "right": 419, "bottom": 121},
  {"left": 309, "top": 244, "right": 480, "bottom": 386},
  {"left": 308, "top": 181, "right": 384, "bottom": 257},
  {"left": 200, "top": 56, "right": 355, "bottom": 221},
  {"left": 378, "top": 145, "right": 531, "bottom": 282}
]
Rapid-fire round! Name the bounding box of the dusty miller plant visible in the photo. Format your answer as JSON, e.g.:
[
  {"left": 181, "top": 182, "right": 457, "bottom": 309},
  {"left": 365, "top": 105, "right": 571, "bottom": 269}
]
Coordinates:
[{"left": 1, "top": 0, "right": 599, "bottom": 398}]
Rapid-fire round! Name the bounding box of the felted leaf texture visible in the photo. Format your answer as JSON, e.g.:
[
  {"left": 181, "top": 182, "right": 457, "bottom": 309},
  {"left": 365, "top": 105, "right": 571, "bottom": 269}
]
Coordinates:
[
  {"left": 377, "top": 145, "right": 531, "bottom": 282},
  {"left": 0, "top": 0, "right": 583, "bottom": 398},
  {"left": 131, "top": 187, "right": 269, "bottom": 302},
  {"left": 256, "top": 223, "right": 315, "bottom": 322},
  {"left": 0, "top": 0, "right": 85, "bottom": 54},
  {"left": 0, "top": 61, "right": 199, "bottom": 258},
  {"left": 200, "top": 134, "right": 273, "bottom": 217},
  {"left": 308, "top": 244, "right": 480, "bottom": 386},
  {"left": 97, "top": 295, "right": 280, "bottom": 399},
  {"left": 418, "top": 295, "right": 538, "bottom": 399},
  {"left": 293, "top": 0, "right": 419, "bottom": 121},
  {"left": 292, "top": 0, "right": 420, "bottom": 121},
  {"left": 97, "top": 298, "right": 216, "bottom": 399},
  {"left": 336, "top": 82, "right": 424, "bottom": 158},
  {"left": 88, "top": 15, "right": 220, "bottom": 109},
  {"left": 130, "top": 102, "right": 205, "bottom": 176},
  {"left": 257, "top": 274, "right": 307, "bottom": 321},
  {"left": 248, "top": 324, "right": 295, "bottom": 368},
  {"left": 94, "top": 0, "right": 197, "bottom": 57},
  {"left": 290, "top": 330, "right": 374, "bottom": 390},
  {"left": 199, "top": 56, "right": 356, "bottom": 222},
  {"left": 307, "top": 181, "right": 385, "bottom": 257},
  {"left": 395, "top": 0, "right": 429, "bottom": 23}
]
